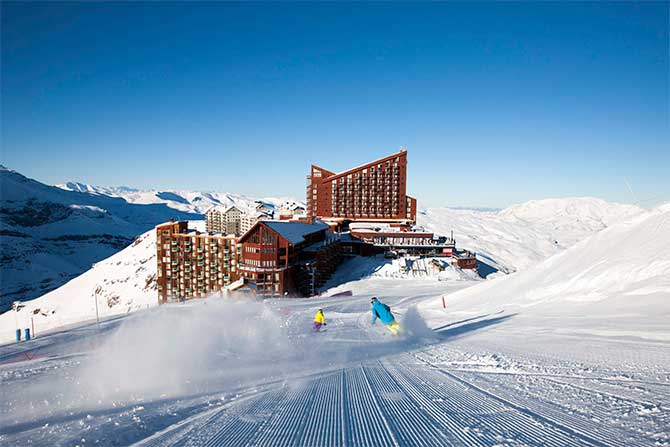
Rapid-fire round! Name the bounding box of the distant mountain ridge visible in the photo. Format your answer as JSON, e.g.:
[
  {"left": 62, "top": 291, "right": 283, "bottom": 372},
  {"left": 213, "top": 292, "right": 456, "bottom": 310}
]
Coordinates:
[
  {"left": 1, "top": 168, "right": 301, "bottom": 310},
  {"left": 418, "top": 197, "right": 643, "bottom": 273},
  {"left": 56, "top": 181, "right": 304, "bottom": 216}
]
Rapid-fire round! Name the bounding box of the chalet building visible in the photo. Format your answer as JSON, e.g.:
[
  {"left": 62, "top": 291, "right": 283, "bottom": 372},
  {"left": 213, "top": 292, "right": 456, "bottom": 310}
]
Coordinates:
[
  {"left": 156, "top": 221, "right": 240, "bottom": 303},
  {"left": 238, "top": 220, "right": 342, "bottom": 297},
  {"left": 205, "top": 205, "right": 271, "bottom": 236},
  {"left": 306, "top": 149, "right": 417, "bottom": 224}
]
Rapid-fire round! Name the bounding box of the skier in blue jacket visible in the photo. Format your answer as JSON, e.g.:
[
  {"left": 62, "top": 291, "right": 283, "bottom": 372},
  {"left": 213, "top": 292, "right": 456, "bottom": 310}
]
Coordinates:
[{"left": 370, "top": 297, "right": 401, "bottom": 335}]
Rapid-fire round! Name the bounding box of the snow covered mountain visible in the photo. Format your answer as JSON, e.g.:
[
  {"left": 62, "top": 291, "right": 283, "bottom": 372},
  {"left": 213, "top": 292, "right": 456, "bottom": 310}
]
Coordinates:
[
  {"left": 420, "top": 202, "right": 670, "bottom": 341},
  {"left": 0, "top": 166, "right": 201, "bottom": 311},
  {"left": 418, "top": 197, "right": 643, "bottom": 273},
  {"left": 0, "top": 167, "right": 300, "bottom": 311},
  {"left": 56, "top": 181, "right": 303, "bottom": 215},
  {"left": 0, "top": 193, "right": 645, "bottom": 343}
]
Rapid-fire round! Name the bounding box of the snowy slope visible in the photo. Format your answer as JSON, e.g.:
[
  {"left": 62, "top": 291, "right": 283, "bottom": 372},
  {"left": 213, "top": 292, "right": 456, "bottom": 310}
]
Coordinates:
[
  {"left": 4, "top": 194, "right": 642, "bottom": 341},
  {"left": 420, "top": 203, "right": 670, "bottom": 341},
  {"left": 1, "top": 167, "right": 302, "bottom": 309},
  {"left": 0, "top": 167, "right": 202, "bottom": 310},
  {"left": 57, "top": 181, "right": 304, "bottom": 215},
  {"left": 0, "top": 228, "right": 158, "bottom": 343},
  {"left": 418, "top": 197, "right": 643, "bottom": 273},
  {"left": 2, "top": 258, "right": 668, "bottom": 446},
  {"left": 0, "top": 205, "right": 667, "bottom": 445}
]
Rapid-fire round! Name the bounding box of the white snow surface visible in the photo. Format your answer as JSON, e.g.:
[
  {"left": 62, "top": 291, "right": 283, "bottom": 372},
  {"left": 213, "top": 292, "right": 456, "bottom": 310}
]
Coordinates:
[
  {"left": 418, "top": 197, "right": 643, "bottom": 273},
  {"left": 0, "top": 229, "right": 158, "bottom": 342},
  {"left": 419, "top": 202, "right": 670, "bottom": 341},
  {"left": 0, "top": 205, "right": 668, "bottom": 446}
]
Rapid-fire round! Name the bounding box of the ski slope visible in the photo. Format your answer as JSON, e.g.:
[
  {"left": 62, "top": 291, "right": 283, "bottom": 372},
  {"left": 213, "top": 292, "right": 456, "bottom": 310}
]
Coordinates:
[
  {"left": 1, "top": 240, "right": 668, "bottom": 447},
  {"left": 1, "top": 198, "right": 666, "bottom": 446}
]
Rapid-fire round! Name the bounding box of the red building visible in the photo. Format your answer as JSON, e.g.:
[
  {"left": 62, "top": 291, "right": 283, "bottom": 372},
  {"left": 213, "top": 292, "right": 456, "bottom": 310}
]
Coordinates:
[
  {"left": 155, "top": 221, "right": 240, "bottom": 303},
  {"left": 306, "top": 150, "right": 417, "bottom": 224},
  {"left": 238, "top": 220, "right": 342, "bottom": 296}
]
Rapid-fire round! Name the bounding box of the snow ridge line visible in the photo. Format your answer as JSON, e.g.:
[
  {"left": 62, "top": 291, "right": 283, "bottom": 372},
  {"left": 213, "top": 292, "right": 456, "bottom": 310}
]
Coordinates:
[{"left": 415, "top": 355, "right": 610, "bottom": 447}]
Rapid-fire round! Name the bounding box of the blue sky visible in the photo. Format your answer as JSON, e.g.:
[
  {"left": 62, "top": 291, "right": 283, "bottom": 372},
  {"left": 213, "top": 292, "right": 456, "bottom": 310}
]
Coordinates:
[{"left": 2, "top": 2, "right": 668, "bottom": 208}]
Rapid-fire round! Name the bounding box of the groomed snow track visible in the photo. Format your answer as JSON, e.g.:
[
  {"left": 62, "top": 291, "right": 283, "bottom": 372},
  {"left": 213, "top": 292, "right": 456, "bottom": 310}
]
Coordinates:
[
  {"left": 2, "top": 286, "right": 668, "bottom": 447},
  {"left": 130, "top": 351, "right": 667, "bottom": 447}
]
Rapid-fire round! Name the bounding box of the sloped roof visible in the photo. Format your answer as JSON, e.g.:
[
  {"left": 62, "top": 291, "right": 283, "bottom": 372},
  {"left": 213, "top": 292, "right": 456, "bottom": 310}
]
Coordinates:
[
  {"left": 322, "top": 150, "right": 406, "bottom": 182},
  {"left": 262, "top": 220, "right": 329, "bottom": 244}
]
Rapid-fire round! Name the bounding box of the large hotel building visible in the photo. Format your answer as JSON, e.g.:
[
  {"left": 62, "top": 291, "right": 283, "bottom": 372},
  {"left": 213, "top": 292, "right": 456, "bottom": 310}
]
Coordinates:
[
  {"left": 155, "top": 149, "right": 475, "bottom": 302},
  {"left": 306, "top": 149, "right": 417, "bottom": 224}
]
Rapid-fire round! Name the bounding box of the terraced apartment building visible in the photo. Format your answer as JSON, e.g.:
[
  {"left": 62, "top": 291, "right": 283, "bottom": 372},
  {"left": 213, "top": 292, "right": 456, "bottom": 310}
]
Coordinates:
[
  {"left": 306, "top": 149, "right": 417, "bottom": 224},
  {"left": 155, "top": 221, "right": 240, "bottom": 303}
]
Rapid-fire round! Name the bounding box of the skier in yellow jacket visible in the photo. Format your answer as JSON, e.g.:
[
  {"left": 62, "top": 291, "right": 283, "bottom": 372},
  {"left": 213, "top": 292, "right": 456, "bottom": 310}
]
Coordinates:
[{"left": 313, "top": 308, "right": 326, "bottom": 332}]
